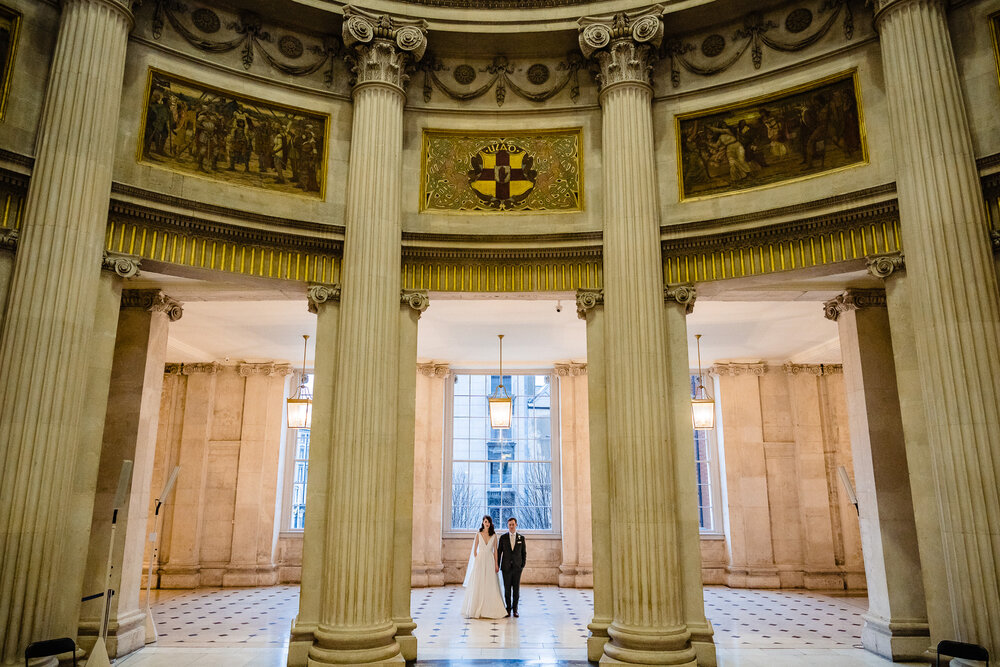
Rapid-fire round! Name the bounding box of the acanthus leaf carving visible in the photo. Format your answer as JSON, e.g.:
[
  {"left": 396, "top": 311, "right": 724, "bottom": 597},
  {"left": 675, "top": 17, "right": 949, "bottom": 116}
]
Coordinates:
[
  {"left": 342, "top": 6, "right": 428, "bottom": 90},
  {"left": 579, "top": 7, "right": 665, "bottom": 90}
]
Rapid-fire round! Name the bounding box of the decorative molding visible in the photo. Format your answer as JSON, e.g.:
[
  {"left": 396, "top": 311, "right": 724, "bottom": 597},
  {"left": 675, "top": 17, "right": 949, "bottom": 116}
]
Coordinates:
[
  {"left": 554, "top": 362, "right": 588, "bottom": 376},
  {"left": 782, "top": 362, "right": 843, "bottom": 376},
  {"left": 664, "top": 283, "right": 697, "bottom": 313},
  {"left": 102, "top": 251, "right": 141, "bottom": 279},
  {"left": 307, "top": 282, "right": 341, "bottom": 313},
  {"left": 991, "top": 231, "right": 1000, "bottom": 254},
  {"left": 418, "top": 53, "right": 583, "bottom": 107},
  {"left": 147, "top": 0, "right": 341, "bottom": 87},
  {"left": 579, "top": 7, "right": 664, "bottom": 91},
  {"left": 342, "top": 6, "right": 428, "bottom": 90},
  {"left": 394, "top": 0, "right": 589, "bottom": 6},
  {"left": 164, "top": 362, "right": 184, "bottom": 375},
  {"left": 661, "top": 0, "right": 855, "bottom": 88},
  {"left": 822, "top": 288, "right": 887, "bottom": 321},
  {"left": 181, "top": 361, "right": 221, "bottom": 374},
  {"left": 401, "top": 248, "right": 601, "bottom": 293},
  {"left": 0, "top": 227, "right": 17, "bottom": 252},
  {"left": 121, "top": 289, "right": 184, "bottom": 321},
  {"left": 866, "top": 251, "right": 904, "bottom": 279},
  {"left": 0, "top": 147, "right": 33, "bottom": 170},
  {"left": 417, "top": 362, "right": 450, "bottom": 378},
  {"left": 576, "top": 288, "right": 604, "bottom": 319},
  {"left": 711, "top": 362, "right": 767, "bottom": 376},
  {"left": 400, "top": 288, "right": 430, "bottom": 314},
  {"left": 238, "top": 362, "right": 293, "bottom": 377}
]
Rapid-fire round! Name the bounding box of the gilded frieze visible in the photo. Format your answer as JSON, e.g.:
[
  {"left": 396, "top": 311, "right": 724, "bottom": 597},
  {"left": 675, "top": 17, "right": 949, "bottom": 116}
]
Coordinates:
[
  {"left": 137, "top": 69, "right": 330, "bottom": 199},
  {"left": 420, "top": 129, "right": 583, "bottom": 213},
  {"left": 676, "top": 69, "right": 867, "bottom": 201},
  {"left": 0, "top": 5, "right": 19, "bottom": 121}
]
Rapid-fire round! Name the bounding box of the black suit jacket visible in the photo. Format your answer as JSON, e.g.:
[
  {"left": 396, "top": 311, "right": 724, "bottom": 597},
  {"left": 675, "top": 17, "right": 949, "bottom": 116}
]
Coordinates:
[{"left": 497, "top": 532, "right": 526, "bottom": 572}]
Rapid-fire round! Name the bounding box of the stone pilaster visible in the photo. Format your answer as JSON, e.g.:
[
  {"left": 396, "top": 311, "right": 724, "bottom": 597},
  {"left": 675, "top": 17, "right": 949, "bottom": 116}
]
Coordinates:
[
  {"left": 412, "top": 363, "right": 449, "bottom": 588},
  {"left": 580, "top": 6, "right": 695, "bottom": 662},
  {"left": 393, "top": 290, "right": 427, "bottom": 661},
  {"left": 876, "top": 0, "right": 1000, "bottom": 652},
  {"left": 824, "top": 288, "right": 930, "bottom": 659},
  {"left": 663, "top": 286, "right": 716, "bottom": 666},
  {"left": 0, "top": 228, "right": 16, "bottom": 332},
  {"left": 289, "top": 284, "right": 341, "bottom": 667},
  {"left": 306, "top": 10, "right": 426, "bottom": 664},
  {"left": 555, "top": 362, "right": 593, "bottom": 589},
  {"left": 576, "top": 288, "right": 612, "bottom": 662},
  {"left": 0, "top": 0, "right": 134, "bottom": 660}
]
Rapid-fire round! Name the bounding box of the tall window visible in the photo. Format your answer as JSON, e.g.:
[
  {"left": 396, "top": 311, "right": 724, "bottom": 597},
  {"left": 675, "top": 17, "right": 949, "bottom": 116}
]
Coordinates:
[
  {"left": 282, "top": 372, "right": 313, "bottom": 531},
  {"left": 447, "top": 372, "right": 560, "bottom": 532},
  {"left": 691, "top": 374, "right": 720, "bottom": 533}
]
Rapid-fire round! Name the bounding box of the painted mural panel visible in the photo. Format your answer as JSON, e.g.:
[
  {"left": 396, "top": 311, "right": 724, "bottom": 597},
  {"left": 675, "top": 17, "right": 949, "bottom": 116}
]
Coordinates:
[
  {"left": 138, "top": 69, "right": 329, "bottom": 199},
  {"left": 421, "top": 129, "right": 583, "bottom": 213},
  {"left": 676, "top": 70, "right": 867, "bottom": 200},
  {"left": 0, "top": 5, "right": 20, "bottom": 121}
]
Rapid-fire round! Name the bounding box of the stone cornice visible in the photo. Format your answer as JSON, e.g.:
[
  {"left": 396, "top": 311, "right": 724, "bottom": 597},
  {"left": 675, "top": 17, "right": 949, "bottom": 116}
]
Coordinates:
[
  {"left": 0, "top": 228, "right": 17, "bottom": 252},
  {"left": 823, "top": 288, "right": 887, "bottom": 322},
  {"left": 121, "top": 289, "right": 184, "bottom": 321},
  {"left": 783, "top": 362, "right": 843, "bottom": 376},
  {"left": 417, "top": 362, "right": 450, "bottom": 378},
  {"left": 181, "top": 362, "right": 221, "bottom": 375},
  {"left": 711, "top": 362, "right": 767, "bottom": 376},
  {"left": 401, "top": 289, "right": 430, "bottom": 314},
  {"left": 664, "top": 283, "right": 696, "bottom": 314},
  {"left": 554, "top": 361, "right": 587, "bottom": 376},
  {"left": 238, "top": 362, "right": 294, "bottom": 377},
  {"left": 576, "top": 288, "right": 604, "bottom": 319},
  {"left": 307, "top": 283, "right": 342, "bottom": 313},
  {"left": 866, "top": 252, "right": 905, "bottom": 279},
  {"left": 102, "top": 251, "right": 141, "bottom": 278}
]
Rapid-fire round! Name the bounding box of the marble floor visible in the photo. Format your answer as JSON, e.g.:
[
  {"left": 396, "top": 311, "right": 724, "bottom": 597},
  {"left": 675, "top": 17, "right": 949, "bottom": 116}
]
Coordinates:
[{"left": 113, "top": 585, "right": 932, "bottom": 666}]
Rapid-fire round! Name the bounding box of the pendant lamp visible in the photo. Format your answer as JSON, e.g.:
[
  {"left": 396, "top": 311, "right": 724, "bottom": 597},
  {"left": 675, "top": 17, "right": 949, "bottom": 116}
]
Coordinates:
[
  {"left": 286, "top": 334, "right": 312, "bottom": 429},
  {"left": 488, "top": 334, "right": 512, "bottom": 429},
  {"left": 691, "top": 334, "right": 715, "bottom": 430}
]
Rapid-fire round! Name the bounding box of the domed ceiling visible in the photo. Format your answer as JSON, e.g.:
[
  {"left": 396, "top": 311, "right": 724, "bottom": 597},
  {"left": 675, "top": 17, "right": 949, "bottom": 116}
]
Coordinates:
[{"left": 394, "top": 0, "right": 589, "bottom": 6}]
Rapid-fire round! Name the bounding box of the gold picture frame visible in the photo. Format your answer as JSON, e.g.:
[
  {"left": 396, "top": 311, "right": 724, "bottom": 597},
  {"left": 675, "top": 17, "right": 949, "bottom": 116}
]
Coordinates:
[
  {"left": 990, "top": 11, "right": 1000, "bottom": 93},
  {"left": 0, "top": 5, "right": 21, "bottom": 121},
  {"left": 137, "top": 68, "right": 330, "bottom": 200},
  {"left": 675, "top": 69, "right": 868, "bottom": 202}
]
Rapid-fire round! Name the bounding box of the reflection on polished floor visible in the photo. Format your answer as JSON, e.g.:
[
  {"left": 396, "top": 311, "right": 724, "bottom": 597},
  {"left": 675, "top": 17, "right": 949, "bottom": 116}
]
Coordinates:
[{"left": 115, "top": 585, "right": 931, "bottom": 666}]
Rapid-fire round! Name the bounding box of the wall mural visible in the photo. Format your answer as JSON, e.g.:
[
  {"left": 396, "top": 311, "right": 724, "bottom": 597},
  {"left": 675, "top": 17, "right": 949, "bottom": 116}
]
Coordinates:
[
  {"left": 421, "top": 129, "right": 583, "bottom": 213},
  {"left": 676, "top": 70, "right": 866, "bottom": 201},
  {"left": 138, "top": 69, "right": 329, "bottom": 199},
  {"left": 0, "top": 5, "right": 20, "bottom": 121}
]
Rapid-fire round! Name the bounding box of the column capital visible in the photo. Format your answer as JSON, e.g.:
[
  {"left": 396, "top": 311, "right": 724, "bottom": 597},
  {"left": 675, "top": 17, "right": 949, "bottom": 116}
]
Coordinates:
[
  {"left": 711, "top": 362, "right": 767, "bottom": 376},
  {"left": 0, "top": 228, "right": 17, "bottom": 252},
  {"left": 164, "top": 363, "right": 183, "bottom": 375},
  {"left": 417, "top": 362, "right": 450, "bottom": 378},
  {"left": 101, "top": 251, "right": 141, "bottom": 279},
  {"left": 307, "top": 283, "right": 341, "bottom": 314},
  {"left": 664, "top": 283, "right": 696, "bottom": 314},
  {"left": 342, "top": 6, "right": 428, "bottom": 91},
  {"left": 823, "top": 288, "right": 887, "bottom": 322},
  {"left": 554, "top": 362, "right": 588, "bottom": 377},
  {"left": 990, "top": 230, "right": 1000, "bottom": 254},
  {"left": 870, "top": 0, "right": 946, "bottom": 26},
  {"left": 238, "top": 362, "right": 294, "bottom": 377},
  {"left": 866, "top": 252, "right": 905, "bottom": 279},
  {"left": 66, "top": 0, "right": 136, "bottom": 28},
  {"left": 181, "top": 362, "right": 221, "bottom": 375},
  {"left": 578, "top": 6, "right": 664, "bottom": 92},
  {"left": 401, "top": 289, "right": 429, "bottom": 316},
  {"left": 121, "top": 289, "right": 183, "bottom": 321},
  {"left": 576, "top": 288, "right": 604, "bottom": 320},
  {"left": 782, "top": 362, "right": 843, "bottom": 376}
]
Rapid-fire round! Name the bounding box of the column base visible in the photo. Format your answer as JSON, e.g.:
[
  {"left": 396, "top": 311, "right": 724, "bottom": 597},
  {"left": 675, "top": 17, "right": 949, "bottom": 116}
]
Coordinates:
[
  {"left": 307, "top": 622, "right": 403, "bottom": 665},
  {"left": 158, "top": 565, "right": 201, "bottom": 589},
  {"left": 222, "top": 565, "right": 279, "bottom": 587},
  {"left": 393, "top": 617, "right": 417, "bottom": 662},
  {"left": 803, "top": 571, "right": 848, "bottom": 590},
  {"left": 558, "top": 565, "right": 594, "bottom": 588},
  {"left": 287, "top": 619, "right": 315, "bottom": 667},
  {"left": 601, "top": 623, "right": 697, "bottom": 666},
  {"left": 588, "top": 618, "right": 612, "bottom": 662},
  {"left": 78, "top": 609, "right": 146, "bottom": 658},
  {"left": 688, "top": 620, "right": 717, "bottom": 667},
  {"left": 860, "top": 613, "right": 930, "bottom": 661},
  {"left": 724, "top": 568, "right": 781, "bottom": 589},
  {"left": 411, "top": 564, "right": 445, "bottom": 588}
]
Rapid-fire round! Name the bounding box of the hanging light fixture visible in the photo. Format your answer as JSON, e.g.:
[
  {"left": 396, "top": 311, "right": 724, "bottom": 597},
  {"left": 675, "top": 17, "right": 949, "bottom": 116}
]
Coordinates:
[
  {"left": 691, "top": 333, "right": 716, "bottom": 430},
  {"left": 488, "top": 334, "right": 512, "bottom": 429},
  {"left": 286, "top": 334, "right": 312, "bottom": 429}
]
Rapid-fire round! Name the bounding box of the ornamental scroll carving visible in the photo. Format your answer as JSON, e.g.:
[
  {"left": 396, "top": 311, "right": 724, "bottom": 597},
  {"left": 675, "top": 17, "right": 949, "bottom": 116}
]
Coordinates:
[
  {"left": 147, "top": 0, "right": 342, "bottom": 86},
  {"left": 342, "top": 6, "right": 428, "bottom": 90},
  {"left": 711, "top": 362, "right": 767, "bottom": 376},
  {"left": 576, "top": 288, "right": 604, "bottom": 319},
  {"left": 782, "top": 362, "right": 843, "bottom": 376},
  {"left": 307, "top": 283, "right": 341, "bottom": 314},
  {"left": 181, "top": 361, "right": 221, "bottom": 375},
  {"left": 579, "top": 7, "right": 665, "bottom": 90},
  {"left": 866, "top": 252, "right": 905, "bottom": 279},
  {"left": 102, "top": 251, "right": 141, "bottom": 279},
  {"left": 401, "top": 289, "right": 430, "bottom": 314},
  {"left": 121, "top": 289, "right": 184, "bottom": 321},
  {"left": 554, "top": 362, "right": 588, "bottom": 376},
  {"left": 417, "top": 362, "right": 450, "bottom": 378},
  {"left": 822, "top": 288, "right": 886, "bottom": 321},
  {"left": 238, "top": 362, "right": 293, "bottom": 377},
  {"left": 0, "top": 228, "right": 17, "bottom": 252},
  {"left": 418, "top": 53, "right": 584, "bottom": 107},
  {"left": 664, "top": 284, "right": 697, "bottom": 314}
]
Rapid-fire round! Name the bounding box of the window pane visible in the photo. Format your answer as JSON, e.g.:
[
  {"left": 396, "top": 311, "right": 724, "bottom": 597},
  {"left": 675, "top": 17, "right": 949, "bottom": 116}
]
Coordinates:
[
  {"left": 451, "top": 484, "right": 486, "bottom": 530},
  {"left": 454, "top": 396, "right": 470, "bottom": 417}
]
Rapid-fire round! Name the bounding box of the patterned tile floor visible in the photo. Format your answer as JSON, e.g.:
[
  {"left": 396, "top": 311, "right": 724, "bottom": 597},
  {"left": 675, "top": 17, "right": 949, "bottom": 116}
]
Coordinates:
[{"left": 114, "top": 585, "right": 931, "bottom": 666}]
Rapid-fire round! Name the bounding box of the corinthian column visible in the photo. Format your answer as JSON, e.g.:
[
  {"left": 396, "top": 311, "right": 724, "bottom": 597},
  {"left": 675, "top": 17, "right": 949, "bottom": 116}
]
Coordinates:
[
  {"left": 579, "top": 8, "right": 696, "bottom": 665},
  {"left": 0, "top": 1, "right": 134, "bottom": 662},
  {"left": 874, "top": 0, "right": 1000, "bottom": 653},
  {"left": 306, "top": 9, "right": 427, "bottom": 665}
]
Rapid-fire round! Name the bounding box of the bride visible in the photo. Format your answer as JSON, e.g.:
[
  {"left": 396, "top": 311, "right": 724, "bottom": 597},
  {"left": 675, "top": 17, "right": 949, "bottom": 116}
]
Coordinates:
[{"left": 460, "top": 515, "right": 509, "bottom": 619}]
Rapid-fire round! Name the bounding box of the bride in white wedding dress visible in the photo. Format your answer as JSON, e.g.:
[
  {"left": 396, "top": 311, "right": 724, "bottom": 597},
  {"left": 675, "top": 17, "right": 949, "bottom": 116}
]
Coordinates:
[{"left": 460, "top": 515, "right": 509, "bottom": 619}]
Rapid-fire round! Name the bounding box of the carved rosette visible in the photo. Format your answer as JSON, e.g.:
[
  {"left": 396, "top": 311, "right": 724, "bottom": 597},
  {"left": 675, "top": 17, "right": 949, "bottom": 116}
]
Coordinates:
[
  {"left": 782, "top": 362, "right": 843, "bottom": 376},
  {"left": 575, "top": 288, "right": 604, "bottom": 320},
  {"left": 711, "top": 362, "right": 767, "bottom": 376},
  {"left": 238, "top": 362, "right": 294, "bottom": 377},
  {"left": 866, "top": 252, "right": 905, "bottom": 279},
  {"left": 342, "top": 6, "right": 428, "bottom": 90},
  {"left": 554, "top": 362, "right": 588, "bottom": 377},
  {"left": 664, "top": 283, "right": 696, "bottom": 314},
  {"left": 578, "top": 6, "right": 664, "bottom": 91},
  {"left": 307, "top": 283, "right": 342, "bottom": 314},
  {"left": 417, "top": 362, "right": 450, "bottom": 378},
  {"left": 400, "top": 289, "right": 430, "bottom": 315},
  {"left": 121, "top": 289, "right": 183, "bottom": 321},
  {"left": 0, "top": 228, "right": 17, "bottom": 252},
  {"left": 181, "top": 362, "right": 221, "bottom": 375},
  {"left": 101, "top": 251, "right": 141, "bottom": 279},
  {"left": 822, "top": 288, "right": 887, "bottom": 322}
]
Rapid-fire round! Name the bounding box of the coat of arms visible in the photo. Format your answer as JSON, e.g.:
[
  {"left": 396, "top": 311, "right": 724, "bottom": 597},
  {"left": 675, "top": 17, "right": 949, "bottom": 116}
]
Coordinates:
[{"left": 467, "top": 141, "right": 538, "bottom": 210}]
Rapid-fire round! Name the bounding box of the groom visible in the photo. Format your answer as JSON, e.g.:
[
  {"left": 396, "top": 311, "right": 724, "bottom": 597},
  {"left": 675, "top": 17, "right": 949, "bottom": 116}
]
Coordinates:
[{"left": 497, "top": 517, "right": 526, "bottom": 617}]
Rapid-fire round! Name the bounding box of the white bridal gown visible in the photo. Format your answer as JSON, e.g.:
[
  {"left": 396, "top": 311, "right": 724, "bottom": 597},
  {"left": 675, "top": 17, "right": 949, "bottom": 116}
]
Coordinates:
[{"left": 460, "top": 532, "right": 508, "bottom": 619}]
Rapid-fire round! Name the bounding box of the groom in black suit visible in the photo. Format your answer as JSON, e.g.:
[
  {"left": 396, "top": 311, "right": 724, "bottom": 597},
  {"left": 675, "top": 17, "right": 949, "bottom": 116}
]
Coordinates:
[{"left": 497, "top": 517, "right": 526, "bottom": 617}]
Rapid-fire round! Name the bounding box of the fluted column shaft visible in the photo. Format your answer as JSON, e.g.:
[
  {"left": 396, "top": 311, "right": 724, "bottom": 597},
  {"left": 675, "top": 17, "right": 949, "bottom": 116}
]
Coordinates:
[
  {"left": 876, "top": 0, "right": 1000, "bottom": 652},
  {"left": 0, "top": 1, "right": 132, "bottom": 662}
]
